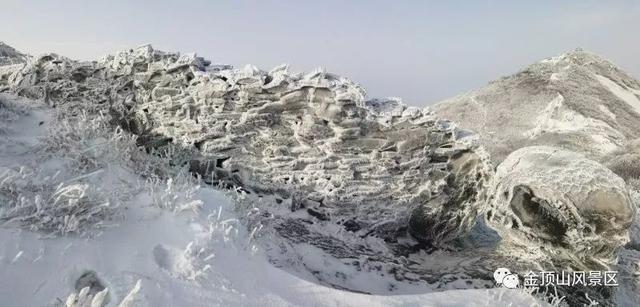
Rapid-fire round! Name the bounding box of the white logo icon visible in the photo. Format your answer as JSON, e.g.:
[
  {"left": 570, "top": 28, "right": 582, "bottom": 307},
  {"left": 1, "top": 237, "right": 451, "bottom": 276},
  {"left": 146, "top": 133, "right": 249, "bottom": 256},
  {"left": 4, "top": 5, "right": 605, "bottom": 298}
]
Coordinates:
[
  {"left": 494, "top": 268, "right": 519, "bottom": 289},
  {"left": 502, "top": 274, "right": 519, "bottom": 289},
  {"left": 493, "top": 268, "right": 511, "bottom": 284}
]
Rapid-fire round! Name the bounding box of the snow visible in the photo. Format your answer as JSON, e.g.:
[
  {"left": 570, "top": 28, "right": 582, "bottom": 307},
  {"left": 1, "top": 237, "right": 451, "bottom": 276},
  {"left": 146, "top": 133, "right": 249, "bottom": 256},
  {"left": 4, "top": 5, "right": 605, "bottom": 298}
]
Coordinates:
[
  {"left": 527, "top": 94, "right": 583, "bottom": 137},
  {"left": 539, "top": 54, "right": 566, "bottom": 65},
  {"left": 0, "top": 94, "right": 545, "bottom": 306},
  {"left": 526, "top": 93, "right": 623, "bottom": 153},
  {"left": 598, "top": 104, "right": 617, "bottom": 120},
  {"left": 596, "top": 74, "right": 640, "bottom": 115},
  {"left": 0, "top": 202, "right": 543, "bottom": 307}
]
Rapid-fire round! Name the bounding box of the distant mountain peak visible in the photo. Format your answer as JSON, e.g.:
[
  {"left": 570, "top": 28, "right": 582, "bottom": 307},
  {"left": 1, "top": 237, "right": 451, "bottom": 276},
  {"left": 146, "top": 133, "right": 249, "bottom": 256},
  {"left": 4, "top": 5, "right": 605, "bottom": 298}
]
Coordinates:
[
  {"left": 0, "top": 41, "right": 28, "bottom": 66},
  {"left": 433, "top": 50, "right": 640, "bottom": 164},
  {"left": 531, "top": 49, "right": 624, "bottom": 76},
  {"left": 537, "top": 49, "right": 599, "bottom": 65}
]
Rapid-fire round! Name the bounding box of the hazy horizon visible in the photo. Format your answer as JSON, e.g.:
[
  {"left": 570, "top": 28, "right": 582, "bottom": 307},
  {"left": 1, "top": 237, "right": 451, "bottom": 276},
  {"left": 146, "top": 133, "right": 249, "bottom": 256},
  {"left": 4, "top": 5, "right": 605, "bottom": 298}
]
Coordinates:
[{"left": 1, "top": 0, "right": 638, "bottom": 105}]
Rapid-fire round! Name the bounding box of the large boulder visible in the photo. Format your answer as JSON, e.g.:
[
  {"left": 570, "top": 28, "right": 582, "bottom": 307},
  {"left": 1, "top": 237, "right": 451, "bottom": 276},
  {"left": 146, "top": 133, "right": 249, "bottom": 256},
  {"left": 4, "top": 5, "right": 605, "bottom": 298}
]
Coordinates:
[
  {"left": 97, "top": 46, "right": 493, "bottom": 251},
  {"left": 486, "top": 146, "right": 636, "bottom": 270}
]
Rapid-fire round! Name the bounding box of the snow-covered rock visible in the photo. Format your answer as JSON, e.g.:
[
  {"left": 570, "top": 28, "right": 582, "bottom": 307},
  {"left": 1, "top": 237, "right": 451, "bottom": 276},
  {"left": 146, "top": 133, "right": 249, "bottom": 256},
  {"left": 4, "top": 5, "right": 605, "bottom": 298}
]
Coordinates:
[
  {"left": 484, "top": 146, "right": 638, "bottom": 306},
  {"left": 487, "top": 146, "right": 635, "bottom": 270}
]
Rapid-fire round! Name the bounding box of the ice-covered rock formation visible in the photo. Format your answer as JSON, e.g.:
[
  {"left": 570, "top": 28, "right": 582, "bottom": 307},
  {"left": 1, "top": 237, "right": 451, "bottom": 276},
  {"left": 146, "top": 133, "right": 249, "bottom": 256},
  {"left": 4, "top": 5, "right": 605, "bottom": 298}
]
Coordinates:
[
  {"left": 486, "top": 146, "right": 636, "bottom": 270},
  {"left": 107, "top": 47, "right": 493, "bottom": 247},
  {"left": 0, "top": 45, "right": 493, "bottom": 276},
  {"left": 432, "top": 50, "right": 640, "bottom": 165}
]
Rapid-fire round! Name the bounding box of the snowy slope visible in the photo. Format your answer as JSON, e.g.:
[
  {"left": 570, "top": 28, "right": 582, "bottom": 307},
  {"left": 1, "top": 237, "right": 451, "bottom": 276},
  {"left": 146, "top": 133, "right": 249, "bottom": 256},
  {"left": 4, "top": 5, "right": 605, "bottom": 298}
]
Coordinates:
[
  {"left": 431, "top": 49, "right": 640, "bottom": 164},
  {"left": 0, "top": 95, "right": 547, "bottom": 306}
]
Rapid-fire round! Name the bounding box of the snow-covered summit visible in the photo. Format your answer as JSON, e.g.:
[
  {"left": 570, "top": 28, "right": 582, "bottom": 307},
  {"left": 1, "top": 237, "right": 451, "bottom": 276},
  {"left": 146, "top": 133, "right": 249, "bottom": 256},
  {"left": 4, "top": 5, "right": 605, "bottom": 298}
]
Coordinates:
[
  {"left": 0, "top": 41, "right": 28, "bottom": 66},
  {"left": 432, "top": 49, "right": 640, "bottom": 164}
]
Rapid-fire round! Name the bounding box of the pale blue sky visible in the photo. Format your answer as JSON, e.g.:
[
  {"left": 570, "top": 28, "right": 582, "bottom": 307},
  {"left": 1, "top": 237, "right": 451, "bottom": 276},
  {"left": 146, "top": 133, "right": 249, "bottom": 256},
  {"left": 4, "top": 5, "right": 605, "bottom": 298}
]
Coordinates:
[{"left": 1, "top": 1, "right": 638, "bottom": 105}]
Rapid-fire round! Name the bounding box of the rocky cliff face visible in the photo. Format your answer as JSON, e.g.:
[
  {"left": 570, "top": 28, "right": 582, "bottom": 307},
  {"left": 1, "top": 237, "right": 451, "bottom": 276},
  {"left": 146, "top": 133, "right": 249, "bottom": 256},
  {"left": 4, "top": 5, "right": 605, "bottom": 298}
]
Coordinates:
[{"left": 431, "top": 50, "right": 640, "bottom": 165}]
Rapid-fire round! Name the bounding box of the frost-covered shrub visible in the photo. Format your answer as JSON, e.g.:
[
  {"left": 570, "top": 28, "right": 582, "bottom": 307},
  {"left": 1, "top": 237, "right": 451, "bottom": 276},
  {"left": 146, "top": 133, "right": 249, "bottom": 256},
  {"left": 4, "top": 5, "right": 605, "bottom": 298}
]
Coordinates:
[
  {"left": 606, "top": 153, "right": 640, "bottom": 182},
  {"left": 0, "top": 166, "right": 119, "bottom": 236},
  {"left": 41, "top": 110, "right": 141, "bottom": 172},
  {"left": 146, "top": 170, "right": 203, "bottom": 213},
  {"left": 629, "top": 178, "right": 640, "bottom": 191},
  {"left": 1, "top": 95, "right": 202, "bottom": 236},
  {"left": 521, "top": 284, "right": 607, "bottom": 307},
  {"left": 604, "top": 139, "right": 640, "bottom": 182},
  {"left": 42, "top": 107, "right": 197, "bottom": 180},
  {"left": 62, "top": 279, "right": 142, "bottom": 307},
  {"left": 38, "top": 108, "right": 192, "bottom": 181}
]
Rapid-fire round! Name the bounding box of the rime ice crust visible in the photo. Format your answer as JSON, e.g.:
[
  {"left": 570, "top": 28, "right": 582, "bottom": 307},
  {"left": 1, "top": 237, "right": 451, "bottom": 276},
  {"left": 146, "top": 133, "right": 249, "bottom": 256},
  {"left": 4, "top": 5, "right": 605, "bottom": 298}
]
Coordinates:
[
  {"left": 0, "top": 46, "right": 492, "bottom": 254},
  {"left": 486, "top": 146, "right": 636, "bottom": 270},
  {"left": 106, "top": 46, "right": 493, "bottom": 250}
]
